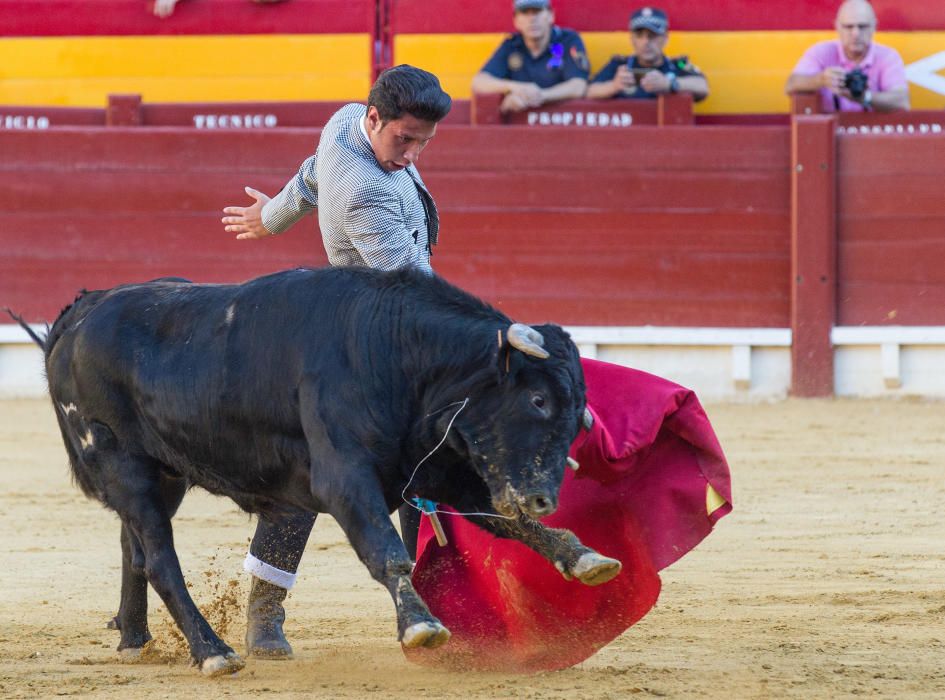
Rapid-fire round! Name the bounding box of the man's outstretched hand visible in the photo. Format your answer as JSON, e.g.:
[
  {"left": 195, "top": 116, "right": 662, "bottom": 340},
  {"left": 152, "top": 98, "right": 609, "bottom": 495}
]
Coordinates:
[{"left": 223, "top": 187, "right": 273, "bottom": 240}]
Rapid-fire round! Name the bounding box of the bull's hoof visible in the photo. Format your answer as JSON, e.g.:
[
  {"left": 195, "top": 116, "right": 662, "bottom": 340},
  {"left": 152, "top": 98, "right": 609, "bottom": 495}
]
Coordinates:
[
  {"left": 118, "top": 647, "right": 142, "bottom": 662},
  {"left": 248, "top": 642, "right": 293, "bottom": 660},
  {"left": 200, "top": 652, "right": 245, "bottom": 677},
  {"left": 572, "top": 552, "right": 622, "bottom": 586},
  {"left": 106, "top": 616, "right": 119, "bottom": 631},
  {"left": 402, "top": 621, "right": 451, "bottom": 649}
]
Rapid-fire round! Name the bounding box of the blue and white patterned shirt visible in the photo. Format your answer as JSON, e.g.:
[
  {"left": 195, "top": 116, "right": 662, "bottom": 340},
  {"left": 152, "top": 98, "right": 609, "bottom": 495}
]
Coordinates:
[{"left": 262, "top": 103, "right": 438, "bottom": 274}]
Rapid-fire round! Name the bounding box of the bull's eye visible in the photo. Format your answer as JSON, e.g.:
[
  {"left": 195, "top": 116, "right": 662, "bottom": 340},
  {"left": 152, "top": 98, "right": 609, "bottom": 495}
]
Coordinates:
[{"left": 531, "top": 393, "right": 546, "bottom": 410}]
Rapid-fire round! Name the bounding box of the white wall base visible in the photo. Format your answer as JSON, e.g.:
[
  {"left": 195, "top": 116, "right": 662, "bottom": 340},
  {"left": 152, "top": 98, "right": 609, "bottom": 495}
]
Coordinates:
[
  {"left": 2, "top": 324, "right": 944, "bottom": 401},
  {"left": 0, "top": 346, "right": 46, "bottom": 398}
]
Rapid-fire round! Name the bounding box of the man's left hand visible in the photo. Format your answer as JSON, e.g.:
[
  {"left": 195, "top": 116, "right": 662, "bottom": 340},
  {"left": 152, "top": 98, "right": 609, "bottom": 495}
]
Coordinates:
[{"left": 639, "top": 71, "right": 671, "bottom": 94}]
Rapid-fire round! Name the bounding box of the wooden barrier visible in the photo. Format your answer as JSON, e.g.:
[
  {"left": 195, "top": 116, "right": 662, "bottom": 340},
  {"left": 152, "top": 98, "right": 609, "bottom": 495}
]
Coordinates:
[
  {"left": 470, "top": 93, "right": 693, "bottom": 127},
  {"left": 0, "top": 95, "right": 469, "bottom": 130},
  {"left": 791, "top": 116, "right": 837, "bottom": 397},
  {"left": 836, "top": 130, "right": 945, "bottom": 326},
  {"left": 791, "top": 94, "right": 945, "bottom": 130},
  {"left": 2, "top": 108, "right": 945, "bottom": 396},
  {"left": 0, "top": 124, "right": 790, "bottom": 331}
]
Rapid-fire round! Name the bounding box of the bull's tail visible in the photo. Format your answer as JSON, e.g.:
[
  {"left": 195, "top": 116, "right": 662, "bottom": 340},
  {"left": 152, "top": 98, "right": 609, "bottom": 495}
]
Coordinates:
[{"left": 3, "top": 308, "right": 47, "bottom": 350}]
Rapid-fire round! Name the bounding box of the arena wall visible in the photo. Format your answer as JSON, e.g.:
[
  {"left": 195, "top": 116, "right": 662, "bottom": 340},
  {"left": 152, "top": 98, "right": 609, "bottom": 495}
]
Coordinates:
[{"left": 2, "top": 109, "right": 944, "bottom": 400}]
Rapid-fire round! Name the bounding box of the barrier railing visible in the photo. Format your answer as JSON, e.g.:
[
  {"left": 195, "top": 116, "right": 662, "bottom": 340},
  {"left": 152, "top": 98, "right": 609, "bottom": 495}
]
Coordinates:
[
  {"left": 790, "top": 93, "right": 945, "bottom": 132},
  {"left": 470, "top": 92, "right": 694, "bottom": 127}
]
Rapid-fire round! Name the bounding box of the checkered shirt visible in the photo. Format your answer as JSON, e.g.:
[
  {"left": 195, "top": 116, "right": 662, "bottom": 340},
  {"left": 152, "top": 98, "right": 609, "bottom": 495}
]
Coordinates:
[{"left": 261, "top": 103, "right": 438, "bottom": 274}]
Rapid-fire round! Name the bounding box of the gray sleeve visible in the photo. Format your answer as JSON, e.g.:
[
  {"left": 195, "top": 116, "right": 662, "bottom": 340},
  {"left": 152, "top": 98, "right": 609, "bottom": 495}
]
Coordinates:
[
  {"left": 261, "top": 153, "right": 318, "bottom": 235},
  {"left": 344, "top": 185, "right": 432, "bottom": 274}
]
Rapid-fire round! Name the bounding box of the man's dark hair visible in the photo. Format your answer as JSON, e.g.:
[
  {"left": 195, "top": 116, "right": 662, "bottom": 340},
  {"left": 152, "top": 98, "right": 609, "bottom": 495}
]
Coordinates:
[{"left": 367, "top": 64, "right": 452, "bottom": 123}]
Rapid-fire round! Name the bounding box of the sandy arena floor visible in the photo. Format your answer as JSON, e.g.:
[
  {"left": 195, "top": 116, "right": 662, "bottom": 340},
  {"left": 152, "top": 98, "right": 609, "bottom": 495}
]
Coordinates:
[{"left": 1, "top": 397, "right": 943, "bottom": 699}]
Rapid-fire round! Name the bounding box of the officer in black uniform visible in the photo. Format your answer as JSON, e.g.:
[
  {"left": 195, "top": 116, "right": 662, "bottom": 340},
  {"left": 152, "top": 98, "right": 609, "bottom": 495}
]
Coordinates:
[
  {"left": 471, "top": 0, "right": 590, "bottom": 113},
  {"left": 587, "top": 7, "right": 709, "bottom": 102}
]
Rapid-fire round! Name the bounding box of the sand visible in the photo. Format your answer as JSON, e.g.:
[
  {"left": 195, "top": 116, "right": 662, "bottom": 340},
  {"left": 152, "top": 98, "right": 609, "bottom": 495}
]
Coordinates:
[{"left": 1, "top": 397, "right": 943, "bottom": 699}]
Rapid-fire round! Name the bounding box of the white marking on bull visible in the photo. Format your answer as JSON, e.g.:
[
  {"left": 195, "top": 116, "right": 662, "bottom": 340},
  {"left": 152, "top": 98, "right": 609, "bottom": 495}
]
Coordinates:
[
  {"left": 60, "top": 402, "right": 77, "bottom": 415},
  {"left": 224, "top": 303, "right": 235, "bottom": 326},
  {"left": 79, "top": 429, "right": 94, "bottom": 450}
]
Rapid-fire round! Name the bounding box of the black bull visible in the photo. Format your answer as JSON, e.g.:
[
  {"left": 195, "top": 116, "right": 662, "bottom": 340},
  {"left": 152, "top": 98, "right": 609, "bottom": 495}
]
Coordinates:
[{"left": 13, "top": 267, "right": 621, "bottom": 676}]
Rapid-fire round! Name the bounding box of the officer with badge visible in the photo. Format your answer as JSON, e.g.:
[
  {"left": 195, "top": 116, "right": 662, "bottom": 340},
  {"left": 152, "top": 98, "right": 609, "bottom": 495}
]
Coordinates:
[
  {"left": 587, "top": 7, "right": 708, "bottom": 101},
  {"left": 471, "top": 0, "right": 589, "bottom": 113}
]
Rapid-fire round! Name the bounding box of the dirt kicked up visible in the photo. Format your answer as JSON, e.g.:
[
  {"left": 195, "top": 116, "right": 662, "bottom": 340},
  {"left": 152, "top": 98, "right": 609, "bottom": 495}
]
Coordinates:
[{"left": 0, "top": 397, "right": 943, "bottom": 699}]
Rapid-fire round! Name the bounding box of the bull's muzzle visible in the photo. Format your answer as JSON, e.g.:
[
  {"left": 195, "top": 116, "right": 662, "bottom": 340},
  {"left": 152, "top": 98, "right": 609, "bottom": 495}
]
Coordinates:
[{"left": 493, "top": 482, "right": 558, "bottom": 519}]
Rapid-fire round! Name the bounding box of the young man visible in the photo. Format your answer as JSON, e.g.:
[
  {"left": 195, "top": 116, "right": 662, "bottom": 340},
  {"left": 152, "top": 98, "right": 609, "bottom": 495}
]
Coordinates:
[
  {"left": 785, "top": 0, "right": 909, "bottom": 113},
  {"left": 221, "top": 64, "right": 451, "bottom": 659},
  {"left": 587, "top": 7, "right": 708, "bottom": 101},
  {"left": 471, "top": 0, "right": 589, "bottom": 113}
]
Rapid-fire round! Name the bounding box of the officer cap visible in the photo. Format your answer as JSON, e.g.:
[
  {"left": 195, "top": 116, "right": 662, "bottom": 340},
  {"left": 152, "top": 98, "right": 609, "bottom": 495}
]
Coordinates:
[
  {"left": 514, "top": 0, "right": 550, "bottom": 11},
  {"left": 630, "top": 7, "right": 669, "bottom": 34}
]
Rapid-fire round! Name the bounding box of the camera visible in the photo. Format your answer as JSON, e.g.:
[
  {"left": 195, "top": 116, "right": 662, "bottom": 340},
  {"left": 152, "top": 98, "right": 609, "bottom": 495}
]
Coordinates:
[{"left": 844, "top": 68, "right": 869, "bottom": 100}]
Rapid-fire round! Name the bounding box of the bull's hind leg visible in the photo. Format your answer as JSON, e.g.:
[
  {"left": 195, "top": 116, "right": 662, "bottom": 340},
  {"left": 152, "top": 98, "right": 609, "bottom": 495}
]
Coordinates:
[
  {"left": 110, "top": 475, "right": 188, "bottom": 657},
  {"left": 111, "top": 524, "right": 150, "bottom": 655},
  {"left": 100, "top": 454, "right": 244, "bottom": 676}
]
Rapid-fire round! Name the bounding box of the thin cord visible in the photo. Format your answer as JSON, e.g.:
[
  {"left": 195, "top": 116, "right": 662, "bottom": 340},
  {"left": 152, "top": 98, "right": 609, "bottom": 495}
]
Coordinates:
[{"left": 401, "top": 397, "right": 515, "bottom": 521}]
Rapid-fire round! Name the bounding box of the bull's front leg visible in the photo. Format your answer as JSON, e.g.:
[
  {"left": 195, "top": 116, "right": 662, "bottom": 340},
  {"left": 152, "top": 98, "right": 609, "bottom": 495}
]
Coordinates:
[
  {"left": 460, "top": 501, "right": 622, "bottom": 586},
  {"left": 317, "top": 476, "right": 450, "bottom": 649}
]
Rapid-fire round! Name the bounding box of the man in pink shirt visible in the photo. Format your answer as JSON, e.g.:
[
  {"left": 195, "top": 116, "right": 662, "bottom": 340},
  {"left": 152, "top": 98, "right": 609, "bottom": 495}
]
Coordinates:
[{"left": 785, "top": 0, "right": 909, "bottom": 113}]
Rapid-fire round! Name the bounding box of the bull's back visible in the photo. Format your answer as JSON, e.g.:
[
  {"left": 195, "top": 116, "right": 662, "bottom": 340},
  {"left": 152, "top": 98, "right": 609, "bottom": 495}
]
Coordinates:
[{"left": 43, "top": 269, "right": 372, "bottom": 481}]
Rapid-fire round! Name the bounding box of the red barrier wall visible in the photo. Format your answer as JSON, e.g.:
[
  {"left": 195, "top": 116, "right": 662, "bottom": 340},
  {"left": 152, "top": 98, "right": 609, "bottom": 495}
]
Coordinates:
[
  {"left": 0, "top": 0, "right": 372, "bottom": 35},
  {"left": 390, "top": 0, "right": 945, "bottom": 33},
  {"left": 424, "top": 126, "right": 791, "bottom": 327},
  {"left": 2, "top": 129, "right": 328, "bottom": 319},
  {"left": 0, "top": 125, "right": 790, "bottom": 328},
  {"left": 4, "top": 116, "right": 945, "bottom": 396},
  {"left": 837, "top": 133, "right": 945, "bottom": 326}
]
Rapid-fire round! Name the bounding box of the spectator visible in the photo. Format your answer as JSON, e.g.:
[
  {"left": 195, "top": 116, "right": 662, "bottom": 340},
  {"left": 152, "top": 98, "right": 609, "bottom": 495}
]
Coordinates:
[
  {"left": 587, "top": 7, "right": 708, "bottom": 102},
  {"left": 152, "top": 0, "right": 179, "bottom": 17},
  {"left": 153, "top": 0, "right": 286, "bottom": 19},
  {"left": 221, "top": 65, "right": 451, "bottom": 659},
  {"left": 785, "top": 0, "right": 909, "bottom": 113},
  {"left": 471, "top": 0, "right": 589, "bottom": 113}
]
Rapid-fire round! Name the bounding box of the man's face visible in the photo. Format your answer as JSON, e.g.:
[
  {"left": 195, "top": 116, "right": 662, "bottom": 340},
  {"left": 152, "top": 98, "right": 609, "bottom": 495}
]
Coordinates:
[
  {"left": 630, "top": 28, "right": 667, "bottom": 66},
  {"left": 836, "top": 3, "right": 875, "bottom": 61},
  {"left": 513, "top": 8, "right": 554, "bottom": 43},
  {"left": 365, "top": 106, "right": 437, "bottom": 173}
]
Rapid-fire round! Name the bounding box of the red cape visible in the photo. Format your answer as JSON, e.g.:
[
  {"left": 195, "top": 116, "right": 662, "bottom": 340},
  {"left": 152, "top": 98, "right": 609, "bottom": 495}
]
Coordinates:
[{"left": 405, "top": 359, "right": 732, "bottom": 673}]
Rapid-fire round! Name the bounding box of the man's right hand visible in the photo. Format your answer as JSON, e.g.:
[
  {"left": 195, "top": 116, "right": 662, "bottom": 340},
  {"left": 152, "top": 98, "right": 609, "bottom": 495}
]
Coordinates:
[
  {"left": 500, "top": 82, "right": 544, "bottom": 113},
  {"left": 821, "top": 67, "right": 847, "bottom": 94},
  {"left": 612, "top": 64, "right": 638, "bottom": 95},
  {"left": 222, "top": 187, "right": 273, "bottom": 240}
]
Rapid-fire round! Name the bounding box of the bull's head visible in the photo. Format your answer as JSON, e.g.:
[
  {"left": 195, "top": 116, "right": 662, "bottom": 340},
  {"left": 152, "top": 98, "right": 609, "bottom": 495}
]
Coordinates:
[{"left": 446, "top": 322, "right": 588, "bottom": 520}]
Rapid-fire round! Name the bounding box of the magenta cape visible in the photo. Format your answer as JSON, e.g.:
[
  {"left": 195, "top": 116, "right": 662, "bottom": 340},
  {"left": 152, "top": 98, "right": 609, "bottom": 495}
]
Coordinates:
[{"left": 404, "top": 358, "right": 733, "bottom": 673}]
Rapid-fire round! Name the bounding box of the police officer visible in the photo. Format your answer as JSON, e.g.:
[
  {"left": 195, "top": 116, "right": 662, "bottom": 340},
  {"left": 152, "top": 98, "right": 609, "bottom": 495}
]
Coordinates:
[
  {"left": 587, "top": 7, "right": 708, "bottom": 101},
  {"left": 471, "top": 0, "right": 589, "bottom": 113}
]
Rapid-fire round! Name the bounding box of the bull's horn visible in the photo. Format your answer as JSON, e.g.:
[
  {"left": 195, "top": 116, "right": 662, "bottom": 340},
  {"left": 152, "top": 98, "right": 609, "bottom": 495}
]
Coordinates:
[
  {"left": 506, "top": 323, "right": 549, "bottom": 359},
  {"left": 567, "top": 456, "right": 580, "bottom": 471},
  {"left": 582, "top": 407, "right": 594, "bottom": 430}
]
